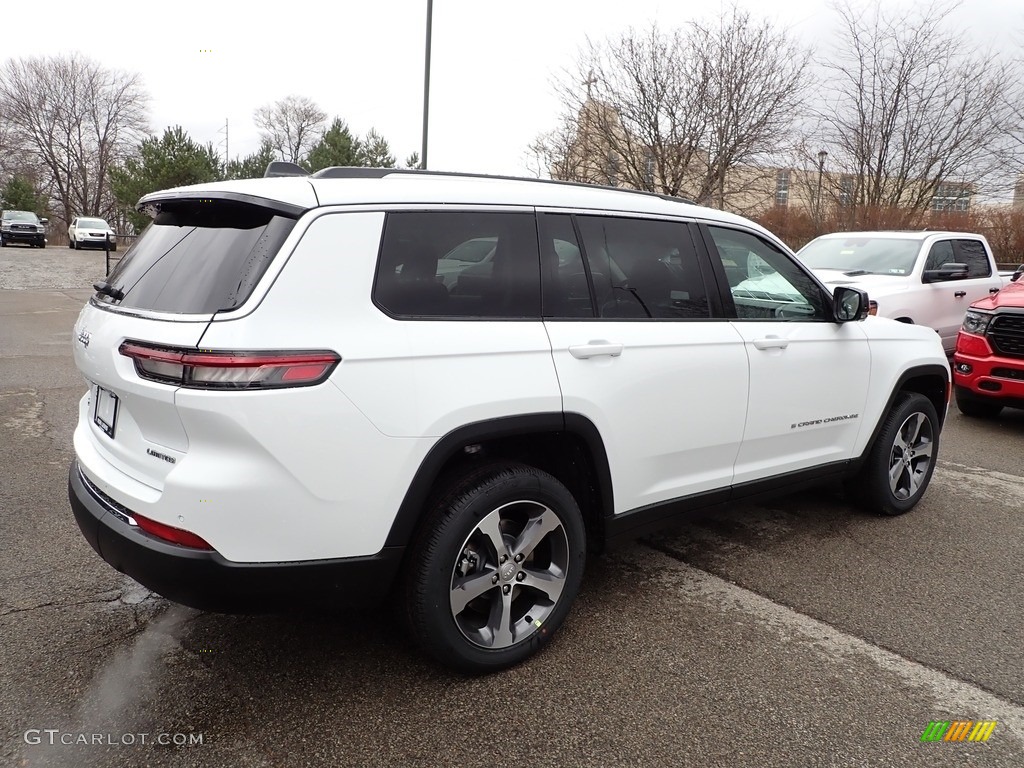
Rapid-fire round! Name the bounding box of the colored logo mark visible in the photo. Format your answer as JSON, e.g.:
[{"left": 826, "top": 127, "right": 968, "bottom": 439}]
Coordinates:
[{"left": 920, "top": 720, "right": 997, "bottom": 742}]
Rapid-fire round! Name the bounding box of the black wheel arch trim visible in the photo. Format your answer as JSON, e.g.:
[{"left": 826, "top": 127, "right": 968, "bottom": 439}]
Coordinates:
[
  {"left": 383, "top": 412, "right": 614, "bottom": 548},
  {"left": 850, "top": 363, "right": 950, "bottom": 473}
]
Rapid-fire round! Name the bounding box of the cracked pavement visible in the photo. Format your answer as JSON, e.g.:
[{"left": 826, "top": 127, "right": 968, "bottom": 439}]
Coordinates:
[{"left": 3, "top": 247, "right": 1024, "bottom": 766}]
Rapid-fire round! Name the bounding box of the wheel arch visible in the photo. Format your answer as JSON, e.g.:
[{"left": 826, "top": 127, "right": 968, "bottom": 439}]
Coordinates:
[
  {"left": 384, "top": 413, "right": 614, "bottom": 554},
  {"left": 854, "top": 364, "right": 949, "bottom": 470}
]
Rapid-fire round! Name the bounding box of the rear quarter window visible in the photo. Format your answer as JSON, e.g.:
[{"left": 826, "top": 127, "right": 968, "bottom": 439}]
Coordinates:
[
  {"left": 373, "top": 211, "right": 541, "bottom": 319},
  {"left": 100, "top": 199, "right": 297, "bottom": 314}
]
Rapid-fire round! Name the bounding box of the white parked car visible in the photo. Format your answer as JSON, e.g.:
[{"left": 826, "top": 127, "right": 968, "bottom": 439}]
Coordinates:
[
  {"left": 68, "top": 216, "right": 116, "bottom": 251},
  {"left": 69, "top": 166, "right": 951, "bottom": 672}
]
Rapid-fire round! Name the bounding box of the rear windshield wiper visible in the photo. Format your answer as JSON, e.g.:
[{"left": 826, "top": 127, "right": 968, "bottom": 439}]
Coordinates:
[{"left": 93, "top": 281, "right": 125, "bottom": 301}]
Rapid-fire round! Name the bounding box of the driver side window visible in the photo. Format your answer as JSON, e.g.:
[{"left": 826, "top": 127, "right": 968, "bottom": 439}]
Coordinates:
[
  {"left": 706, "top": 226, "right": 828, "bottom": 320},
  {"left": 924, "top": 240, "right": 956, "bottom": 276}
]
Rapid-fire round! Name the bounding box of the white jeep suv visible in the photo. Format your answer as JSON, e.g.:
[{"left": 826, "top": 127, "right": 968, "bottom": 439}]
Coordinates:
[{"left": 69, "top": 166, "right": 951, "bottom": 673}]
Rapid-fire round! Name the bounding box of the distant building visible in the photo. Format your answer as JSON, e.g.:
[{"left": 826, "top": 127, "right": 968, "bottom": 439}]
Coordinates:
[{"left": 553, "top": 98, "right": 975, "bottom": 217}]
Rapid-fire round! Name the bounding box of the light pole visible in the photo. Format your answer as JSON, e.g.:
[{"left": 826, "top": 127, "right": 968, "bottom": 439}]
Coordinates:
[
  {"left": 816, "top": 149, "right": 828, "bottom": 232},
  {"left": 421, "top": 0, "right": 433, "bottom": 170}
]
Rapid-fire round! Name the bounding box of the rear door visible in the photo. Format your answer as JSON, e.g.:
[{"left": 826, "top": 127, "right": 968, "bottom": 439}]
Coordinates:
[{"left": 541, "top": 212, "right": 749, "bottom": 514}]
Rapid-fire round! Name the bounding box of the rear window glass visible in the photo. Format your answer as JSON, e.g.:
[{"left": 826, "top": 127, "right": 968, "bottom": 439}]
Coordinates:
[{"left": 99, "top": 200, "right": 297, "bottom": 313}]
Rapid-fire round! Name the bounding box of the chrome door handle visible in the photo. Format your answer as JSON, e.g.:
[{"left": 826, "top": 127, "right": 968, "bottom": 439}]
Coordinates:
[
  {"left": 954, "top": 291, "right": 967, "bottom": 298},
  {"left": 568, "top": 342, "right": 624, "bottom": 359},
  {"left": 752, "top": 336, "right": 789, "bottom": 350},
  {"left": 990, "top": 287, "right": 1001, "bottom": 294}
]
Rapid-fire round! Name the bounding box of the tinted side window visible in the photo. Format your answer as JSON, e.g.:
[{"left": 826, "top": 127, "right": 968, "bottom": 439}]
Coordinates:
[
  {"left": 954, "top": 239, "right": 992, "bottom": 278},
  {"left": 538, "top": 213, "right": 594, "bottom": 318},
  {"left": 924, "top": 240, "right": 956, "bottom": 274},
  {"left": 374, "top": 211, "right": 540, "bottom": 319},
  {"left": 706, "top": 226, "right": 828, "bottom": 320},
  {"left": 575, "top": 216, "right": 709, "bottom": 319}
]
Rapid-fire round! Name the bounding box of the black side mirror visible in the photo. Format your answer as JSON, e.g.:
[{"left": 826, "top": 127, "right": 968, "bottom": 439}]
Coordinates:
[
  {"left": 922, "top": 262, "right": 969, "bottom": 282},
  {"left": 833, "top": 286, "right": 869, "bottom": 322},
  {"left": 40, "top": 218, "right": 48, "bottom": 225},
  {"left": 1012, "top": 264, "right": 1024, "bottom": 283}
]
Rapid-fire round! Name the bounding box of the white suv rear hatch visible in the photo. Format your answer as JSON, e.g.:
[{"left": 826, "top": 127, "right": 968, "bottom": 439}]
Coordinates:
[{"left": 72, "top": 195, "right": 304, "bottom": 492}]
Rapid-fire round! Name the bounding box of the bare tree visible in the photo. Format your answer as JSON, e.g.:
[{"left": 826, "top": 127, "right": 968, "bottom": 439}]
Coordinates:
[
  {"left": 253, "top": 95, "right": 327, "bottom": 165},
  {"left": 536, "top": 7, "right": 810, "bottom": 209},
  {"left": 0, "top": 53, "right": 149, "bottom": 226},
  {"left": 820, "top": 0, "right": 1017, "bottom": 215}
]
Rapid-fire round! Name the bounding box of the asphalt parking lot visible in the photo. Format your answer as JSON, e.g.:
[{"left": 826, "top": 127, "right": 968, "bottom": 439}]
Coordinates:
[{"left": 2, "top": 246, "right": 1024, "bottom": 767}]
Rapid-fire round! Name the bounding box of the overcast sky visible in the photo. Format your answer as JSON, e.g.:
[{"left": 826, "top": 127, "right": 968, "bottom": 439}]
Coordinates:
[{"left": 6, "top": 0, "right": 1022, "bottom": 176}]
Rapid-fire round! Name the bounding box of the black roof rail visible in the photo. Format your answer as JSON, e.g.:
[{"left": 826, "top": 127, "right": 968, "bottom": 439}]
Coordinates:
[
  {"left": 309, "top": 165, "right": 696, "bottom": 205},
  {"left": 310, "top": 167, "right": 396, "bottom": 179},
  {"left": 264, "top": 161, "right": 309, "bottom": 178}
]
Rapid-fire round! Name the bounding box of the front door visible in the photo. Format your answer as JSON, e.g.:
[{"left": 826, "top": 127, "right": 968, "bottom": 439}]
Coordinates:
[{"left": 699, "top": 224, "right": 871, "bottom": 485}]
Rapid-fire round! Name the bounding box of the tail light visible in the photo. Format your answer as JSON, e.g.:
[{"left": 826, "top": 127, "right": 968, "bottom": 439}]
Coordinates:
[
  {"left": 119, "top": 341, "right": 340, "bottom": 389},
  {"left": 133, "top": 512, "right": 214, "bottom": 550}
]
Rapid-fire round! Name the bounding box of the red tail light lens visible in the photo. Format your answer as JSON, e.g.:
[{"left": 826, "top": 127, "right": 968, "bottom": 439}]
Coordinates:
[
  {"left": 133, "top": 512, "right": 214, "bottom": 550},
  {"left": 119, "top": 341, "right": 340, "bottom": 389}
]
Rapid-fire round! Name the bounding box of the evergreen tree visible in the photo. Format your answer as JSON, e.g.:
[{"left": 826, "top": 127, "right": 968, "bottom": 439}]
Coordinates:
[
  {"left": 109, "top": 126, "right": 224, "bottom": 232},
  {"left": 359, "top": 128, "right": 396, "bottom": 168},
  {"left": 0, "top": 175, "right": 45, "bottom": 212},
  {"left": 229, "top": 139, "right": 277, "bottom": 179},
  {"left": 303, "top": 119, "right": 363, "bottom": 173}
]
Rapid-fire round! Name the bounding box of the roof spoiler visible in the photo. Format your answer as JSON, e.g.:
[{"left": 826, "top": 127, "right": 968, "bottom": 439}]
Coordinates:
[{"left": 264, "top": 161, "right": 309, "bottom": 178}]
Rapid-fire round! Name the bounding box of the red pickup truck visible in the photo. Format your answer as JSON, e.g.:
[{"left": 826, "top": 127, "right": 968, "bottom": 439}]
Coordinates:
[{"left": 953, "top": 266, "right": 1024, "bottom": 417}]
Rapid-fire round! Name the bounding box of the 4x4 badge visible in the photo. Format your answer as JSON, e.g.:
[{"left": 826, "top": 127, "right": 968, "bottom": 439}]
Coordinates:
[{"left": 77, "top": 329, "right": 90, "bottom": 348}]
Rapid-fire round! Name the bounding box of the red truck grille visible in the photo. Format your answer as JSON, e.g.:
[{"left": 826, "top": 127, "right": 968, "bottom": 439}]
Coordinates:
[{"left": 989, "top": 315, "right": 1024, "bottom": 359}]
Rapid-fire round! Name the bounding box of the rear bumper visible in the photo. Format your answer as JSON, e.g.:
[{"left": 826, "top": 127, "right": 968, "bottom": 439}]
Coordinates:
[{"left": 68, "top": 459, "right": 405, "bottom": 612}]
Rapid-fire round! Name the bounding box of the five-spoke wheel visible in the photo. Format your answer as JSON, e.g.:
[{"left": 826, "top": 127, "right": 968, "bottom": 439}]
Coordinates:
[
  {"left": 856, "top": 392, "right": 940, "bottom": 516},
  {"left": 405, "top": 463, "right": 585, "bottom": 673}
]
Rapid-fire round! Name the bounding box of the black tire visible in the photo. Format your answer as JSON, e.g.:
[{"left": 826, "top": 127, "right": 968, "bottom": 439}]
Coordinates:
[
  {"left": 67, "top": 240, "right": 74, "bottom": 249},
  {"left": 954, "top": 386, "right": 1002, "bottom": 419},
  {"left": 73, "top": 239, "right": 80, "bottom": 250},
  {"left": 855, "top": 392, "right": 939, "bottom": 516},
  {"left": 404, "top": 462, "right": 586, "bottom": 674}
]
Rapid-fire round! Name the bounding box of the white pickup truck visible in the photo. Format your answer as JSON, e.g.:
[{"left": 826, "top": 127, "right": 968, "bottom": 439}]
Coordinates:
[{"left": 797, "top": 231, "right": 1018, "bottom": 353}]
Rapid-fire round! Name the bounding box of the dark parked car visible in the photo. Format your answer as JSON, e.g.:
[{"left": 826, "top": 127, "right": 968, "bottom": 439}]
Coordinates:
[{"left": 1, "top": 210, "right": 47, "bottom": 248}]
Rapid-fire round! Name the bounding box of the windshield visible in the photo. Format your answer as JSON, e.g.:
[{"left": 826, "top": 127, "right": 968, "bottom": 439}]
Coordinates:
[
  {"left": 78, "top": 218, "right": 109, "bottom": 229},
  {"left": 99, "top": 199, "right": 296, "bottom": 313},
  {"left": 798, "top": 237, "right": 921, "bottom": 276},
  {"left": 3, "top": 211, "right": 38, "bottom": 222}
]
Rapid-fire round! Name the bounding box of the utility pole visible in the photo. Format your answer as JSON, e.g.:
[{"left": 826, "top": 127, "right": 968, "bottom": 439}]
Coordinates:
[
  {"left": 421, "top": 0, "right": 433, "bottom": 170},
  {"left": 816, "top": 149, "right": 828, "bottom": 233},
  {"left": 218, "top": 118, "right": 230, "bottom": 178}
]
